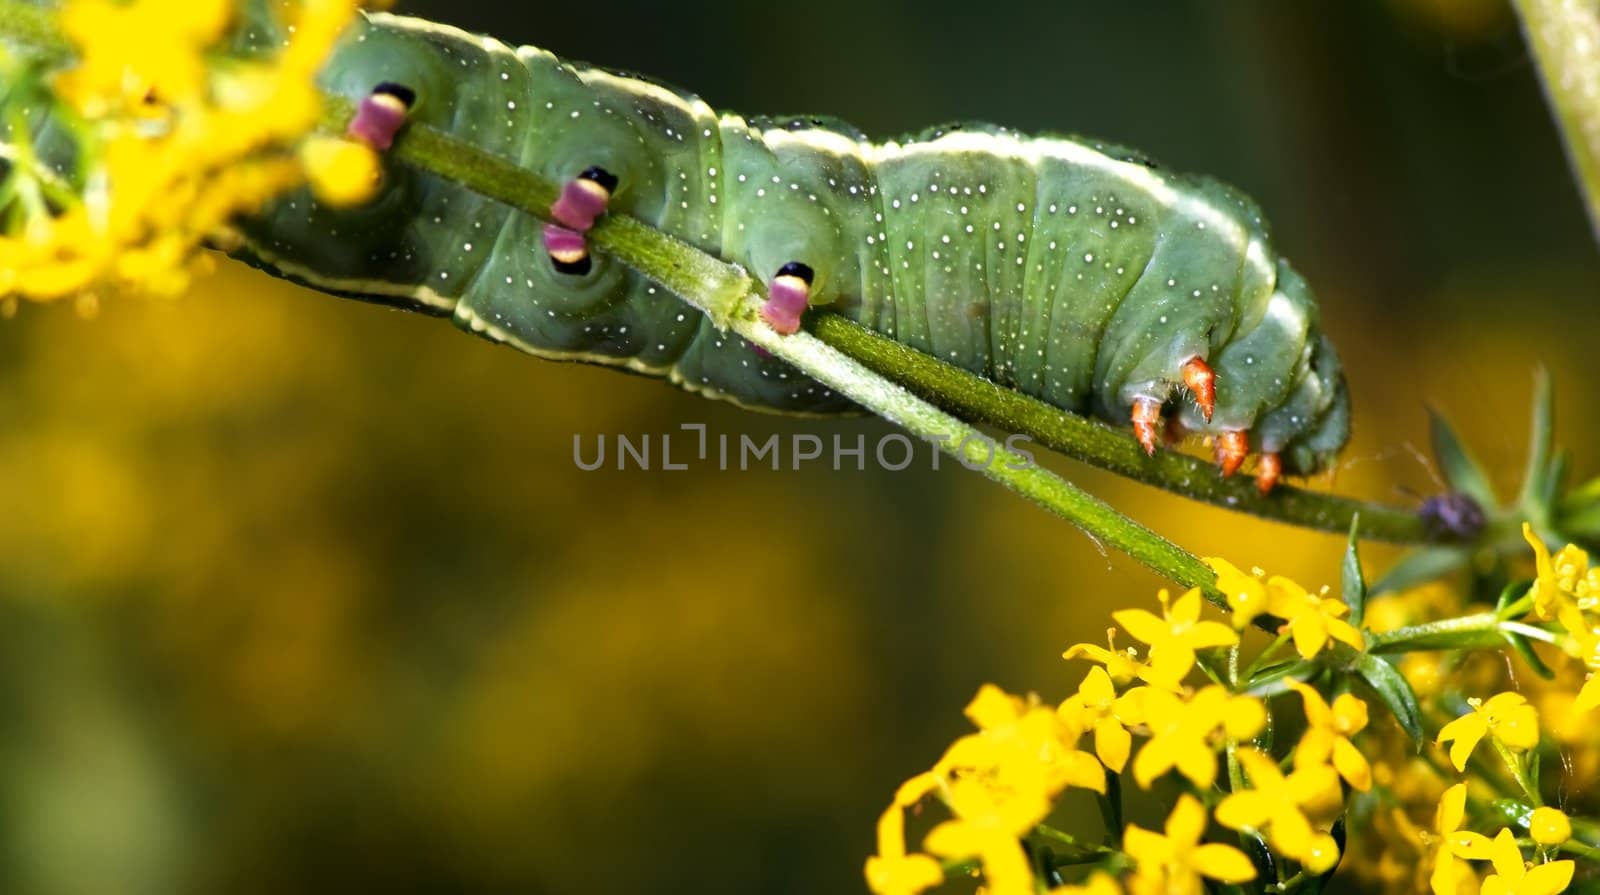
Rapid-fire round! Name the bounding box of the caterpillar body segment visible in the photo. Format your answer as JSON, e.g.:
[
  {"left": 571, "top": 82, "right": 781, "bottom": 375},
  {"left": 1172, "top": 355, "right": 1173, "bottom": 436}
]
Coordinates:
[{"left": 235, "top": 12, "right": 1351, "bottom": 481}]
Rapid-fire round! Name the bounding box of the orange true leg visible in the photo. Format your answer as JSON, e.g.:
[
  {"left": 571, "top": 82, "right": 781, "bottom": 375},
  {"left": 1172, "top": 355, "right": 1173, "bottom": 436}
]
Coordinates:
[
  {"left": 1215, "top": 430, "right": 1248, "bottom": 477},
  {"left": 1256, "top": 452, "right": 1282, "bottom": 495},
  {"left": 1182, "top": 357, "right": 1216, "bottom": 421},
  {"left": 1132, "top": 397, "right": 1163, "bottom": 456}
]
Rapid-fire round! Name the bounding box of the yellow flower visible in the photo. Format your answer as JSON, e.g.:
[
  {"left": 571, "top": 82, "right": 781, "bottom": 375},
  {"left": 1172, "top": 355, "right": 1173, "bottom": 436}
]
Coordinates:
[
  {"left": 865, "top": 773, "right": 944, "bottom": 895},
  {"left": 1436, "top": 692, "right": 1541, "bottom": 772},
  {"left": 1130, "top": 686, "right": 1264, "bottom": 790},
  {"left": 1063, "top": 629, "right": 1164, "bottom": 689},
  {"left": 924, "top": 780, "right": 1036, "bottom": 895},
  {"left": 1124, "top": 794, "right": 1255, "bottom": 895},
  {"left": 55, "top": 0, "right": 233, "bottom": 114},
  {"left": 1478, "top": 827, "right": 1573, "bottom": 895},
  {"left": 1057, "top": 666, "right": 1143, "bottom": 773},
  {"left": 1522, "top": 522, "right": 1600, "bottom": 620},
  {"left": 1112, "top": 588, "right": 1239, "bottom": 688},
  {"left": 1527, "top": 807, "right": 1571, "bottom": 847},
  {"left": 869, "top": 685, "right": 1109, "bottom": 895},
  {"left": 945, "top": 684, "right": 1106, "bottom": 802},
  {"left": 1430, "top": 783, "right": 1493, "bottom": 895},
  {"left": 1285, "top": 679, "right": 1372, "bottom": 791},
  {"left": 1215, "top": 747, "right": 1341, "bottom": 873},
  {"left": 3, "top": 0, "right": 365, "bottom": 302},
  {"left": 1265, "top": 575, "right": 1366, "bottom": 658},
  {"left": 1206, "top": 556, "right": 1270, "bottom": 629}
]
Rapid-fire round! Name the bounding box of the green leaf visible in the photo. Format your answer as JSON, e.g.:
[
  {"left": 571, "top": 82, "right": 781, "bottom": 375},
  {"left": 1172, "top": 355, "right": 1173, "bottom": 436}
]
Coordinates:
[
  {"left": 1502, "top": 629, "right": 1555, "bottom": 679},
  {"left": 1542, "top": 449, "right": 1570, "bottom": 510},
  {"left": 1430, "top": 408, "right": 1497, "bottom": 508},
  {"left": 1351, "top": 652, "right": 1424, "bottom": 745},
  {"left": 1517, "top": 369, "right": 1554, "bottom": 510},
  {"left": 1486, "top": 798, "right": 1533, "bottom": 829},
  {"left": 1342, "top": 516, "right": 1367, "bottom": 627},
  {"left": 1372, "top": 545, "right": 1471, "bottom": 595},
  {"left": 1558, "top": 472, "right": 1600, "bottom": 544}
]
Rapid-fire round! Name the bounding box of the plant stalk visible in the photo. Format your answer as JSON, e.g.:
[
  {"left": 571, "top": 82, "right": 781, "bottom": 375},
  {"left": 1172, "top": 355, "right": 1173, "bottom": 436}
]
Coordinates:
[{"left": 1514, "top": 0, "right": 1600, "bottom": 247}]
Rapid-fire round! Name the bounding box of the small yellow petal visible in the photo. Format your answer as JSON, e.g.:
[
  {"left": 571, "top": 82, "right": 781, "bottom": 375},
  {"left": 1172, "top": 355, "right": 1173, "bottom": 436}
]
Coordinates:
[
  {"left": 1215, "top": 791, "right": 1274, "bottom": 832},
  {"left": 1165, "top": 794, "right": 1208, "bottom": 845},
  {"left": 1521, "top": 860, "right": 1575, "bottom": 895},
  {"left": 1299, "top": 833, "right": 1340, "bottom": 875},
  {"left": 1190, "top": 843, "right": 1257, "bottom": 883},
  {"left": 1170, "top": 587, "right": 1205, "bottom": 626},
  {"left": 1486, "top": 828, "right": 1523, "bottom": 880},
  {"left": 1291, "top": 615, "right": 1328, "bottom": 659},
  {"left": 1332, "top": 737, "right": 1373, "bottom": 791},
  {"left": 1094, "top": 718, "right": 1131, "bottom": 774},
  {"left": 864, "top": 853, "right": 943, "bottom": 895},
  {"left": 1185, "top": 620, "right": 1241, "bottom": 650},
  {"left": 1222, "top": 696, "right": 1267, "bottom": 740},
  {"left": 1326, "top": 617, "right": 1367, "bottom": 651},
  {"left": 1577, "top": 674, "right": 1600, "bottom": 713},
  {"left": 1436, "top": 783, "right": 1468, "bottom": 834},
  {"left": 1449, "top": 831, "right": 1495, "bottom": 860},
  {"left": 1112, "top": 609, "right": 1173, "bottom": 647}
]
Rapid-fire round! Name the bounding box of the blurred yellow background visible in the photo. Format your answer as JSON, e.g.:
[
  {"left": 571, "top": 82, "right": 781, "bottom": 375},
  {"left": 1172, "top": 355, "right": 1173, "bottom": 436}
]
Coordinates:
[{"left": 2, "top": 0, "right": 1597, "bottom": 892}]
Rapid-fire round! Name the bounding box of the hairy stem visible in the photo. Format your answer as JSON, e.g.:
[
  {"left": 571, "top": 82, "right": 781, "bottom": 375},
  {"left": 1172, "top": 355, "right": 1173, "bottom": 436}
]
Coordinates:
[
  {"left": 1514, "top": 0, "right": 1600, "bottom": 247},
  {"left": 811, "top": 314, "right": 1435, "bottom": 542}
]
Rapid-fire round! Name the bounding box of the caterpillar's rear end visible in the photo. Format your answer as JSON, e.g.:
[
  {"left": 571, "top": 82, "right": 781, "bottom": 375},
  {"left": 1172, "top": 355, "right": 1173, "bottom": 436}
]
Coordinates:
[{"left": 235, "top": 11, "right": 1350, "bottom": 490}]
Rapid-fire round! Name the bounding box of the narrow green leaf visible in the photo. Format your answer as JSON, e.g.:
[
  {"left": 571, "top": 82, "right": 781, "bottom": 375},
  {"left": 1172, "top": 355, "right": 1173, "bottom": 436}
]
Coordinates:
[
  {"left": 1517, "top": 369, "right": 1554, "bottom": 510},
  {"left": 1430, "top": 408, "right": 1498, "bottom": 507},
  {"left": 1352, "top": 653, "right": 1425, "bottom": 744},
  {"left": 1342, "top": 515, "right": 1367, "bottom": 626},
  {"left": 1542, "top": 449, "right": 1569, "bottom": 509},
  {"left": 1372, "top": 545, "right": 1471, "bottom": 595},
  {"left": 1503, "top": 630, "right": 1555, "bottom": 679}
]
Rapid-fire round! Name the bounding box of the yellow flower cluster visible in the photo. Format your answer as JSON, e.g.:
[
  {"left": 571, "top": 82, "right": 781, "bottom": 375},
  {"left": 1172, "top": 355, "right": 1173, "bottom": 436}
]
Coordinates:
[
  {"left": 866, "top": 685, "right": 1104, "bottom": 895},
  {"left": 869, "top": 528, "right": 1600, "bottom": 895},
  {"left": 868, "top": 570, "right": 1375, "bottom": 895},
  {"left": 0, "top": 0, "right": 377, "bottom": 305},
  {"left": 1208, "top": 557, "right": 1365, "bottom": 656},
  {"left": 1523, "top": 523, "right": 1600, "bottom": 711}
]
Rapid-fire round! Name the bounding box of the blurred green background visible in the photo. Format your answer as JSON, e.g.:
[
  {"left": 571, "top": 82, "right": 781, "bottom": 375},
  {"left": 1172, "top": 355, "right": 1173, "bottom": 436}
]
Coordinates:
[{"left": 2, "top": 0, "right": 1597, "bottom": 892}]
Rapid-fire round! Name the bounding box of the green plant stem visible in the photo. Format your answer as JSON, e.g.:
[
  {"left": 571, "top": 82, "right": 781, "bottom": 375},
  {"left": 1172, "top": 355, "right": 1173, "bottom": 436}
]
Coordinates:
[
  {"left": 1515, "top": 0, "right": 1600, "bottom": 247},
  {"left": 811, "top": 314, "right": 1435, "bottom": 543},
  {"left": 1368, "top": 613, "right": 1515, "bottom": 653}
]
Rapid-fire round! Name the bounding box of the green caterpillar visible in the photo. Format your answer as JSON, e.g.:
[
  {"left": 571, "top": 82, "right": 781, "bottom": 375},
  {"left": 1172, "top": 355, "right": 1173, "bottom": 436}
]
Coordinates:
[{"left": 237, "top": 10, "right": 1350, "bottom": 492}]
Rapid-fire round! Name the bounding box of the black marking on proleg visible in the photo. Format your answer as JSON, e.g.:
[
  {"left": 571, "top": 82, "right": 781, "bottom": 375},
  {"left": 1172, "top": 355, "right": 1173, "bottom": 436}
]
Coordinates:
[
  {"left": 776, "top": 261, "right": 814, "bottom": 285},
  {"left": 373, "top": 82, "right": 417, "bottom": 107},
  {"left": 579, "top": 166, "right": 619, "bottom": 192}
]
